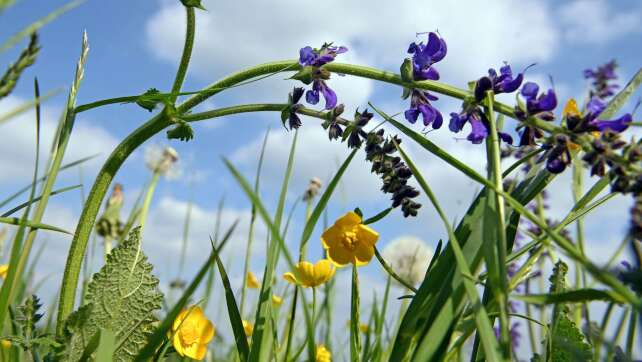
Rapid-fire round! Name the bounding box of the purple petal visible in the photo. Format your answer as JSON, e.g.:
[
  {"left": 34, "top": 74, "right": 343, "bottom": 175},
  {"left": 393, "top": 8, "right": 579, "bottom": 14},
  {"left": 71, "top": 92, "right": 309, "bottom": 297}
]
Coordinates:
[
  {"left": 467, "top": 118, "right": 488, "bottom": 144},
  {"left": 521, "top": 82, "right": 539, "bottom": 100},
  {"left": 405, "top": 108, "right": 420, "bottom": 124},
  {"left": 592, "top": 113, "right": 632, "bottom": 133},
  {"left": 499, "top": 132, "right": 513, "bottom": 145},
  {"left": 497, "top": 73, "right": 523, "bottom": 94},
  {"left": 418, "top": 104, "right": 436, "bottom": 126},
  {"left": 546, "top": 157, "right": 566, "bottom": 174},
  {"left": 415, "top": 66, "right": 440, "bottom": 81},
  {"left": 299, "top": 46, "right": 316, "bottom": 66},
  {"left": 449, "top": 112, "right": 466, "bottom": 132},
  {"left": 407, "top": 42, "right": 421, "bottom": 54},
  {"left": 320, "top": 83, "right": 337, "bottom": 110},
  {"left": 499, "top": 64, "right": 513, "bottom": 77},
  {"left": 475, "top": 77, "right": 493, "bottom": 101},
  {"left": 305, "top": 89, "right": 319, "bottom": 105},
  {"left": 432, "top": 109, "right": 443, "bottom": 129},
  {"left": 587, "top": 97, "right": 606, "bottom": 118}
]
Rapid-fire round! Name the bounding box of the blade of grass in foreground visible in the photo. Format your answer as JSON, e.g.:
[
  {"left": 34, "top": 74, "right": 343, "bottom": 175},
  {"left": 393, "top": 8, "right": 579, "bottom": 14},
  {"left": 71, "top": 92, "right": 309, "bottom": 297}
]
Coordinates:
[
  {"left": 394, "top": 141, "right": 501, "bottom": 361},
  {"left": 350, "top": 264, "right": 362, "bottom": 362},
  {"left": 1, "top": 184, "right": 81, "bottom": 217},
  {"left": 225, "top": 158, "right": 332, "bottom": 362},
  {"left": 249, "top": 129, "right": 296, "bottom": 362},
  {"left": 134, "top": 220, "right": 238, "bottom": 361}
]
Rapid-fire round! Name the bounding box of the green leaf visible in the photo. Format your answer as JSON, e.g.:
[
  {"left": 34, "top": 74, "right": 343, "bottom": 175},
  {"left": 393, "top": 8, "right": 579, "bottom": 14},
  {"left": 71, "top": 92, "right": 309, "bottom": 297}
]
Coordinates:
[
  {"left": 0, "top": 216, "right": 72, "bottom": 234},
  {"left": 58, "top": 228, "right": 163, "bottom": 361},
  {"left": 546, "top": 261, "right": 593, "bottom": 362},
  {"left": 213, "top": 241, "right": 250, "bottom": 361},
  {"left": 516, "top": 289, "right": 625, "bottom": 305},
  {"left": 600, "top": 68, "right": 642, "bottom": 120}
]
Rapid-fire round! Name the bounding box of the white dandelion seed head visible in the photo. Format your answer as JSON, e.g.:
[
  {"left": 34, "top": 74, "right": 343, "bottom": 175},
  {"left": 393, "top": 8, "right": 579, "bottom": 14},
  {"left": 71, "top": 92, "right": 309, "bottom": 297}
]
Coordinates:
[
  {"left": 381, "top": 235, "right": 433, "bottom": 287},
  {"left": 144, "top": 145, "right": 180, "bottom": 179}
]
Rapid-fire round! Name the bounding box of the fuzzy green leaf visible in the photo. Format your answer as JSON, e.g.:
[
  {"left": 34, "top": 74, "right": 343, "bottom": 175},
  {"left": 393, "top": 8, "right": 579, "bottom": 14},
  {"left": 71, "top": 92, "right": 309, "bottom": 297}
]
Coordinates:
[{"left": 59, "top": 227, "right": 163, "bottom": 361}]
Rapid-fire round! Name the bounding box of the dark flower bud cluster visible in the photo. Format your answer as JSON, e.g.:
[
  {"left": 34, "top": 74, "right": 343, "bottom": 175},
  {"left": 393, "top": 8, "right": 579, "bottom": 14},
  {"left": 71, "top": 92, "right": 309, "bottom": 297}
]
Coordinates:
[
  {"left": 321, "top": 104, "right": 346, "bottom": 140},
  {"left": 364, "top": 131, "right": 421, "bottom": 217},
  {"left": 583, "top": 60, "right": 619, "bottom": 100},
  {"left": 292, "top": 43, "right": 347, "bottom": 110},
  {"left": 401, "top": 32, "right": 447, "bottom": 129},
  {"left": 345, "top": 108, "right": 374, "bottom": 149},
  {"left": 281, "top": 87, "right": 305, "bottom": 130}
]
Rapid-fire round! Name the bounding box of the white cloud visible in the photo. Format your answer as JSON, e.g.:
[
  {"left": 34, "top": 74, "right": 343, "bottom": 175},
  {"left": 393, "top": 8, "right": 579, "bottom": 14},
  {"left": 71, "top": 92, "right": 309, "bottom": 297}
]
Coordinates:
[
  {"left": 0, "top": 96, "right": 118, "bottom": 184},
  {"left": 560, "top": 0, "right": 641, "bottom": 44},
  {"left": 145, "top": 0, "right": 558, "bottom": 90}
]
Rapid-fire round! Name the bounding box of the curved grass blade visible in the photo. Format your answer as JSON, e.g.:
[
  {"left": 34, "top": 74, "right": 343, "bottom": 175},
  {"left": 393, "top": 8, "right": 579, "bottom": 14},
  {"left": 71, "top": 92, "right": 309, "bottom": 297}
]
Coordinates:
[
  {"left": 350, "top": 264, "right": 362, "bottom": 362},
  {"left": 363, "top": 208, "right": 392, "bottom": 225},
  {"left": 0, "top": 154, "right": 99, "bottom": 210},
  {"left": 1, "top": 184, "right": 81, "bottom": 217},
  {"left": 516, "top": 289, "right": 626, "bottom": 305},
  {"left": 600, "top": 68, "right": 642, "bottom": 120}
]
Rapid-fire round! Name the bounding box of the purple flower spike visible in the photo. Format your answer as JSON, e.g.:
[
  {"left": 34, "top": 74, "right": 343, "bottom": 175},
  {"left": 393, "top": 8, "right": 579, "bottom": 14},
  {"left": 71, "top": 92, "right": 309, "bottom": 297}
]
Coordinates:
[
  {"left": 584, "top": 60, "right": 619, "bottom": 100},
  {"left": 448, "top": 107, "right": 512, "bottom": 145},
  {"left": 514, "top": 81, "right": 558, "bottom": 146}
]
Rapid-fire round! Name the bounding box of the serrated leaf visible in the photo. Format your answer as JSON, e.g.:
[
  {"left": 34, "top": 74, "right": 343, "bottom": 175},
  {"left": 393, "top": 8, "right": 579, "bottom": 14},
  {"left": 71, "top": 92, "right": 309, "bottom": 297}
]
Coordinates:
[{"left": 60, "top": 227, "right": 163, "bottom": 361}]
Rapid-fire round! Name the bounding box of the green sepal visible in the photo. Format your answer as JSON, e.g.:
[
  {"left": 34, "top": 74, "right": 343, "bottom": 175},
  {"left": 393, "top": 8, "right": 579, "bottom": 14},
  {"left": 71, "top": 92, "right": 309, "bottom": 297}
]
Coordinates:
[
  {"left": 467, "top": 80, "right": 476, "bottom": 92},
  {"left": 515, "top": 92, "right": 526, "bottom": 113},
  {"left": 135, "top": 88, "right": 163, "bottom": 112},
  {"left": 401, "top": 87, "right": 412, "bottom": 100},
  {"left": 180, "top": 0, "right": 206, "bottom": 10},
  {"left": 400, "top": 58, "right": 413, "bottom": 83},
  {"left": 353, "top": 207, "right": 363, "bottom": 217},
  {"left": 166, "top": 121, "right": 194, "bottom": 142},
  {"left": 290, "top": 66, "right": 315, "bottom": 85},
  {"left": 280, "top": 106, "right": 290, "bottom": 128},
  {"left": 342, "top": 124, "right": 355, "bottom": 142}
]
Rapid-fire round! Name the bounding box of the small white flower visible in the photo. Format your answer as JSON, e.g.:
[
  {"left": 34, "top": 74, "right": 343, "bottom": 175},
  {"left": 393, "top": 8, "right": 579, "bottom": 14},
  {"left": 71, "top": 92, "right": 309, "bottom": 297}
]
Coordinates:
[
  {"left": 381, "top": 235, "right": 433, "bottom": 287},
  {"left": 144, "top": 145, "right": 180, "bottom": 179}
]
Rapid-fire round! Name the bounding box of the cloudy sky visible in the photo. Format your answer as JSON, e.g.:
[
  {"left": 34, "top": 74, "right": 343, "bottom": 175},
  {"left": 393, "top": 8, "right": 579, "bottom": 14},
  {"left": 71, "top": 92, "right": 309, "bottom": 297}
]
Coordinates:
[{"left": 1, "top": 0, "right": 641, "bottom": 357}]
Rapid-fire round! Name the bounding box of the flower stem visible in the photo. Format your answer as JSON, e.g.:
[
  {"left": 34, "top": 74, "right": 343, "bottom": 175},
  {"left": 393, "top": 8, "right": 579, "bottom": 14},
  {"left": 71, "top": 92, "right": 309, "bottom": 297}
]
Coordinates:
[
  {"left": 373, "top": 247, "right": 417, "bottom": 293},
  {"left": 139, "top": 171, "right": 161, "bottom": 232},
  {"left": 484, "top": 91, "right": 511, "bottom": 359},
  {"left": 169, "top": 7, "right": 195, "bottom": 105}
]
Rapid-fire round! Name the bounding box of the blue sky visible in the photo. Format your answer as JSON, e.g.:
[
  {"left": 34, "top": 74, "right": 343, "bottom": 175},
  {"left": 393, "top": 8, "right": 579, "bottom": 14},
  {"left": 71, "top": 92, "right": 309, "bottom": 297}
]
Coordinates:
[{"left": 1, "top": 0, "right": 641, "bottom": 357}]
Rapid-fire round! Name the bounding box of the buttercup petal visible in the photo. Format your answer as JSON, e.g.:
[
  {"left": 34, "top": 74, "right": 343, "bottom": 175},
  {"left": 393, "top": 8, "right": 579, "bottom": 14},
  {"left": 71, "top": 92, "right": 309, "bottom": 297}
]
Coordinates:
[
  {"left": 357, "top": 224, "right": 379, "bottom": 246},
  {"left": 354, "top": 244, "right": 375, "bottom": 266},
  {"left": 327, "top": 245, "right": 352, "bottom": 266}
]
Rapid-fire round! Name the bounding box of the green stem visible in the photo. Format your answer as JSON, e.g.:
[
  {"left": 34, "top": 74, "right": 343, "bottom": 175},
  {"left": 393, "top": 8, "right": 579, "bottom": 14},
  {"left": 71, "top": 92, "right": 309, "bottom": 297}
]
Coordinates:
[
  {"left": 54, "top": 58, "right": 562, "bottom": 334},
  {"left": 373, "top": 247, "right": 417, "bottom": 293},
  {"left": 139, "top": 171, "right": 160, "bottom": 232},
  {"left": 169, "top": 7, "right": 195, "bottom": 105},
  {"left": 484, "top": 91, "right": 510, "bottom": 359}
]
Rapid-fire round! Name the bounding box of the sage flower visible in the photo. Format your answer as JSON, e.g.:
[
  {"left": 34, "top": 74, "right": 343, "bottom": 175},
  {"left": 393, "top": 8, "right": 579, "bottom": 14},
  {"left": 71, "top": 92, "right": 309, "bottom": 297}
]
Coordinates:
[
  {"left": 402, "top": 32, "right": 446, "bottom": 129},
  {"left": 449, "top": 106, "right": 513, "bottom": 145},
  {"left": 584, "top": 60, "right": 619, "bottom": 100},
  {"left": 474, "top": 63, "right": 527, "bottom": 101},
  {"left": 514, "top": 82, "right": 557, "bottom": 146},
  {"left": 297, "top": 43, "right": 347, "bottom": 110}
]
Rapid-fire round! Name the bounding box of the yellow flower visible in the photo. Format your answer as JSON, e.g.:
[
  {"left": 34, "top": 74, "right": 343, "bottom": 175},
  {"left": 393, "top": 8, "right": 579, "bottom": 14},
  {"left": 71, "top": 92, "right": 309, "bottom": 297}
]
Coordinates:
[
  {"left": 246, "top": 272, "right": 260, "bottom": 289},
  {"left": 321, "top": 211, "right": 379, "bottom": 266},
  {"left": 359, "top": 324, "right": 369, "bottom": 333},
  {"left": 316, "top": 344, "right": 332, "bottom": 362},
  {"left": 242, "top": 320, "right": 253, "bottom": 337},
  {"left": 562, "top": 98, "right": 580, "bottom": 119},
  {"left": 283, "top": 259, "right": 335, "bottom": 288},
  {"left": 172, "top": 305, "right": 215, "bottom": 360},
  {"left": 1, "top": 339, "right": 10, "bottom": 349},
  {"left": 272, "top": 295, "right": 283, "bottom": 306},
  {"left": 0, "top": 264, "right": 8, "bottom": 279}
]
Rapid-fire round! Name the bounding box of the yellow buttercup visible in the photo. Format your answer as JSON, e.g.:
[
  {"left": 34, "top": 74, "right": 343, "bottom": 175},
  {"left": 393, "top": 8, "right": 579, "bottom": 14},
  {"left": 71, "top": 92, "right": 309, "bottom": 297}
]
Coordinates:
[{"left": 321, "top": 211, "right": 379, "bottom": 266}]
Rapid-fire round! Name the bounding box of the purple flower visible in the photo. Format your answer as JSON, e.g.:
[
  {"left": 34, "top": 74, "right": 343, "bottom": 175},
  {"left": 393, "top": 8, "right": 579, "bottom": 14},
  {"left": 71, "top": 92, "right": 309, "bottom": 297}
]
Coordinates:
[
  {"left": 568, "top": 97, "right": 633, "bottom": 134},
  {"left": 296, "top": 43, "right": 347, "bottom": 110},
  {"left": 541, "top": 134, "right": 573, "bottom": 174},
  {"left": 449, "top": 107, "right": 512, "bottom": 145},
  {"left": 407, "top": 32, "right": 447, "bottom": 81},
  {"left": 584, "top": 60, "right": 619, "bottom": 100},
  {"left": 405, "top": 89, "right": 443, "bottom": 129},
  {"left": 514, "top": 82, "right": 558, "bottom": 146},
  {"left": 474, "top": 63, "right": 528, "bottom": 101},
  {"left": 402, "top": 32, "right": 447, "bottom": 130}
]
